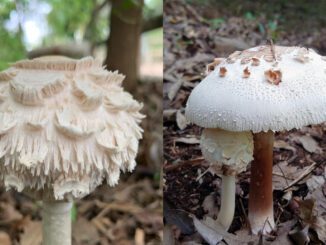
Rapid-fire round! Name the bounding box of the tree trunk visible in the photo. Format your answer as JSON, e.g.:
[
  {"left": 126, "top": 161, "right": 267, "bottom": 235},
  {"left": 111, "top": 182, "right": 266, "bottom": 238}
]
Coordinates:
[{"left": 106, "top": 0, "right": 144, "bottom": 92}]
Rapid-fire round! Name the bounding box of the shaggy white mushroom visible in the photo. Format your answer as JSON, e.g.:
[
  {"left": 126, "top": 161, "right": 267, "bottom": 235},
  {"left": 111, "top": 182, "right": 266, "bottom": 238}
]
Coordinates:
[
  {"left": 0, "top": 56, "right": 144, "bottom": 245},
  {"left": 200, "top": 128, "right": 253, "bottom": 230},
  {"left": 186, "top": 45, "right": 326, "bottom": 235}
]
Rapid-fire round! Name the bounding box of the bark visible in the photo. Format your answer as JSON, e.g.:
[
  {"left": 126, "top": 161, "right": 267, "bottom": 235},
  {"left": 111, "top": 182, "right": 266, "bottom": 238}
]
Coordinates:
[{"left": 105, "top": 0, "right": 144, "bottom": 92}]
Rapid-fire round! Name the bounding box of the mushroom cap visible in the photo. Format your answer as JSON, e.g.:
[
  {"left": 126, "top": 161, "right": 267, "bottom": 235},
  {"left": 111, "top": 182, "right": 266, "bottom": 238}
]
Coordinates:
[
  {"left": 200, "top": 128, "right": 253, "bottom": 175},
  {"left": 0, "top": 56, "right": 144, "bottom": 200},
  {"left": 186, "top": 45, "right": 326, "bottom": 133}
]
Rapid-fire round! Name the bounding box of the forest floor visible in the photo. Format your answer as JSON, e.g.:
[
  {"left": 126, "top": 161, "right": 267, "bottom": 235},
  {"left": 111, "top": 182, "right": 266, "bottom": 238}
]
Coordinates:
[{"left": 163, "top": 0, "right": 326, "bottom": 244}]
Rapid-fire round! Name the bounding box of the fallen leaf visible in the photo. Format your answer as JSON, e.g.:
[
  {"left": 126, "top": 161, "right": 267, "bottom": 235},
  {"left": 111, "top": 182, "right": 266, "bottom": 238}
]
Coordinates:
[
  {"left": 0, "top": 231, "right": 11, "bottom": 245},
  {"left": 201, "top": 194, "right": 219, "bottom": 218},
  {"left": 72, "top": 217, "right": 100, "bottom": 245},
  {"left": 168, "top": 80, "right": 183, "bottom": 101},
  {"left": 192, "top": 216, "right": 223, "bottom": 245},
  {"left": 176, "top": 110, "right": 188, "bottom": 130},
  {"left": 288, "top": 225, "right": 310, "bottom": 245},
  {"left": 274, "top": 140, "right": 297, "bottom": 153},
  {"left": 0, "top": 202, "right": 23, "bottom": 225},
  {"left": 313, "top": 216, "right": 326, "bottom": 242},
  {"left": 163, "top": 225, "right": 175, "bottom": 245},
  {"left": 135, "top": 228, "right": 145, "bottom": 245},
  {"left": 164, "top": 198, "right": 194, "bottom": 235},
  {"left": 272, "top": 161, "right": 299, "bottom": 190},
  {"left": 20, "top": 220, "right": 42, "bottom": 245},
  {"left": 306, "top": 175, "right": 325, "bottom": 192},
  {"left": 295, "top": 135, "right": 322, "bottom": 153},
  {"left": 174, "top": 137, "right": 200, "bottom": 145}
]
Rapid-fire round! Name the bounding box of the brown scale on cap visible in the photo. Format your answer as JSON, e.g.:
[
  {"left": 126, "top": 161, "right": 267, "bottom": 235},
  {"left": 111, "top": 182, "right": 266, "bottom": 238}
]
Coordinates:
[
  {"left": 243, "top": 67, "right": 251, "bottom": 78},
  {"left": 219, "top": 67, "right": 227, "bottom": 77},
  {"left": 251, "top": 57, "right": 260, "bottom": 66},
  {"left": 265, "top": 69, "right": 282, "bottom": 85},
  {"left": 206, "top": 58, "right": 224, "bottom": 74}
]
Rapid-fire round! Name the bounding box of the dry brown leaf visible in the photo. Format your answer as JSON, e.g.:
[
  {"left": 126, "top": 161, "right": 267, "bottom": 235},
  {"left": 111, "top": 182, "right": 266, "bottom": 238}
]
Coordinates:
[
  {"left": 274, "top": 140, "right": 297, "bottom": 153},
  {"left": 72, "top": 217, "right": 100, "bottom": 245},
  {"left": 202, "top": 194, "right": 219, "bottom": 218},
  {"left": 168, "top": 80, "right": 183, "bottom": 101},
  {"left": 192, "top": 216, "right": 223, "bottom": 245},
  {"left": 273, "top": 161, "right": 300, "bottom": 190},
  {"left": 135, "top": 228, "right": 145, "bottom": 245},
  {"left": 163, "top": 225, "right": 175, "bottom": 245},
  {"left": 0, "top": 202, "right": 23, "bottom": 225},
  {"left": 288, "top": 225, "right": 310, "bottom": 245},
  {"left": 313, "top": 216, "right": 326, "bottom": 242},
  {"left": 295, "top": 135, "right": 322, "bottom": 153},
  {"left": 176, "top": 110, "right": 188, "bottom": 130},
  {"left": 0, "top": 231, "right": 11, "bottom": 245},
  {"left": 306, "top": 175, "right": 325, "bottom": 192},
  {"left": 20, "top": 220, "right": 42, "bottom": 245}
]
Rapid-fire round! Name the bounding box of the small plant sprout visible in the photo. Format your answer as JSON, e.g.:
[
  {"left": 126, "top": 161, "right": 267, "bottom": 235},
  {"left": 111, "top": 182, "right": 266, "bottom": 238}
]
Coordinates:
[
  {"left": 186, "top": 44, "right": 326, "bottom": 235},
  {"left": 0, "top": 56, "right": 144, "bottom": 245},
  {"left": 200, "top": 128, "right": 253, "bottom": 230}
]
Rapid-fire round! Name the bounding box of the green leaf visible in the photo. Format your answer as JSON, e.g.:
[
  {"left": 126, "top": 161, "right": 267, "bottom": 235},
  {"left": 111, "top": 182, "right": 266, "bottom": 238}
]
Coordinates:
[
  {"left": 244, "top": 11, "right": 255, "bottom": 20},
  {"left": 208, "top": 18, "right": 225, "bottom": 29}
]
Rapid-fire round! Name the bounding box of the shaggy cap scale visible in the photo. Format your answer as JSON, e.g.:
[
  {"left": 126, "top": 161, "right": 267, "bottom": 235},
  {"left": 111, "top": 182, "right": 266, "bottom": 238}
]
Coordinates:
[
  {"left": 200, "top": 128, "right": 253, "bottom": 175},
  {"left": 0, "top": 56, "right": 144, "bottom": 200},
  {"left": 186, "top": 45, "right": 326, "bottom": 132}
]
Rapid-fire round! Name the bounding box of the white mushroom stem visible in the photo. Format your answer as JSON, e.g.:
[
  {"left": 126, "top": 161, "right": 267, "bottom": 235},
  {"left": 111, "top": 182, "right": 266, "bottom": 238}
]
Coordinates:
[
  {"left": 248, "top": 131, "right": 275, "bottom": 234},
  {"left": 43, "top": 200, "right": 72, "bottom": 245},
  {"left": 217, "top": 174, "right": 236, "bottom": 230}
]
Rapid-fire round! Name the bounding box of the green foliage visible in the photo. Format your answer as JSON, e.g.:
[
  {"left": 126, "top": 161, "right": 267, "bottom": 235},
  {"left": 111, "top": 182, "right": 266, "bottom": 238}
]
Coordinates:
[
  {"left": 0, "top": 28, "right": 25, "bottom": 70},
  {"left": 208, "top": 18, "right": 225, "bottom": 29},
  {"left": 0, "top": 0, "right": 162, "bottom": 70},
  {"left": 44, "top": 0, "right": 94, "bottom": 41},
  {"left": 144, "top": 0, "right": 162, "bottom": 19},
  {"left": 0, "top": 1, "right": 25, "bottom": 70}
]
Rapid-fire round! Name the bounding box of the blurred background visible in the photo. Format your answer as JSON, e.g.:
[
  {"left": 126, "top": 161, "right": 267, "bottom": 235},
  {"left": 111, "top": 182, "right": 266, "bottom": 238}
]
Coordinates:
[
  {"left": 164, "top": 0, "right": 326, "bottom": 244},
  {"left": 0, "top": 0, "right": 162, "bottom": 244}
]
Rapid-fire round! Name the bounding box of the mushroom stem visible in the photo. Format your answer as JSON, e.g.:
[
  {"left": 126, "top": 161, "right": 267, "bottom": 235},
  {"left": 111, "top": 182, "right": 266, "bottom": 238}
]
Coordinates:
[
  {"left": 217, "top": 174, "right": 236, "bottom": 230},
  {"left": 248, "top": 131, "right": 275, "bottom": 234},
  {"left": 43, "top": 200, "right": 72, "bottom": 245}
]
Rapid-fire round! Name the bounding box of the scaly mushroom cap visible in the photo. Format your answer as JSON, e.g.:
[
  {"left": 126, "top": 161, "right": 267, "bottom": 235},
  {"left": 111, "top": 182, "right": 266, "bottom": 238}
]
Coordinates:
[
  {"left": 186, "top": 45, "right": 326, "bottom": 132},
  {"left": 0, "top": 56, "right": 144, "bottom": 200},
  {"left": 200, "top": 128, "right": 253, "bottom": 175}
]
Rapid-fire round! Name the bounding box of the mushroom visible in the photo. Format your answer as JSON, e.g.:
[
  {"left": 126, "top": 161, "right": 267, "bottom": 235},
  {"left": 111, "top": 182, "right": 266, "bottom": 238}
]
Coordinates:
[
  {"left": 200, "top": 128, "right": 253, "bottom": 230},
  {"left": 186, "top": 45, "right": 326, "bottom": 234},
  {"left": 0, "top": 56, "right": 144, "bottom": 244}
]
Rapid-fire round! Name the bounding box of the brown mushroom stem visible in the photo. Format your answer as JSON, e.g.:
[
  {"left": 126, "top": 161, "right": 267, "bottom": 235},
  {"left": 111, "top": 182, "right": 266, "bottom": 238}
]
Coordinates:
[
  {"left": 248, "top": 131, "right": 275, "bottom": 234},
  {"left": 43, "top": 200, "right": 72, "bottom": 245}
]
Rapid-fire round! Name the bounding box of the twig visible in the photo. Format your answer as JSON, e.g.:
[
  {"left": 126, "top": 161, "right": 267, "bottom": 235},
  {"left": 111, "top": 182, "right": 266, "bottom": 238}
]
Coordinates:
[
  {"left": 275, "top": 162, "right": 290, "bottom": 186},
  {"left": 239, "top": 198, "right": 249, "bottom": 227},
  {"left": 269, "top": 39, "right": 277, "bottom": 61},
  {"left": 283, "top": 162, "right": 317, "bottom": 191},
  {"left": 164, "top": 157, "right": 206, "bottom": 172}
]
